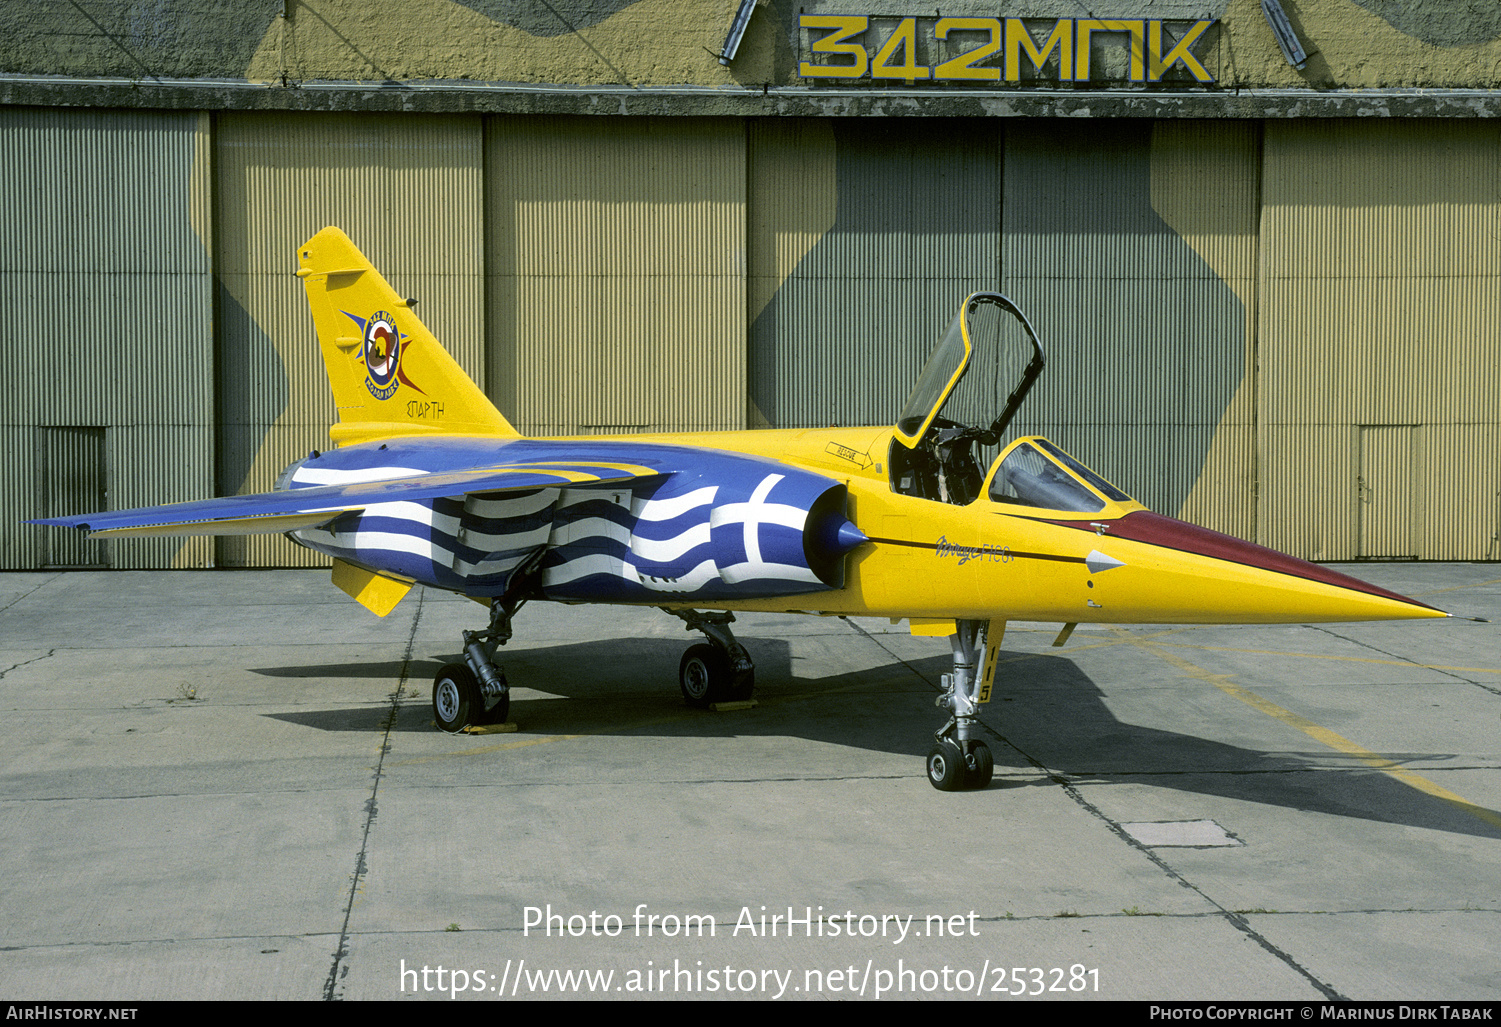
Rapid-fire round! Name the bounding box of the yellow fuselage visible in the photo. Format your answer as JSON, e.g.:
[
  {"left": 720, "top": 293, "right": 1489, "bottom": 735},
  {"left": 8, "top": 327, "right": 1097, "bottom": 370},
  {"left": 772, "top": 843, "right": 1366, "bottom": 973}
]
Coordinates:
[{"left": 592, "top": 426, "right": 1443, "bottom": 626}]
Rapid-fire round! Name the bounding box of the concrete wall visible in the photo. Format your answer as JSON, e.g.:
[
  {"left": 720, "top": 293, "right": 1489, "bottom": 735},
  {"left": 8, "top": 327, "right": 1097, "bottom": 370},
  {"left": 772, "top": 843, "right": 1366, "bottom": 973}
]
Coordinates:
[{"left": 2, "top": 1, "right": 1498, "bottom": 96}]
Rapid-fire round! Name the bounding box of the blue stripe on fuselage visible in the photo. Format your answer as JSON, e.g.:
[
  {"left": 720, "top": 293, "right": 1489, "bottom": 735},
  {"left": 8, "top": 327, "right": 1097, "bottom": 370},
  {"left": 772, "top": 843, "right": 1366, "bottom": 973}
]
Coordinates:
[{"left": 288, "top": 436, "right": 838, "bottom": 601}]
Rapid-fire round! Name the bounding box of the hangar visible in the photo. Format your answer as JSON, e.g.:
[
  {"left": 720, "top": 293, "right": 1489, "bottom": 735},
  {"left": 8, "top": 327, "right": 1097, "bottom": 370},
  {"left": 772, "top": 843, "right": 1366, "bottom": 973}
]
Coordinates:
[{"left": 3, "top": 0, "right": 1498, "bottom": 570}]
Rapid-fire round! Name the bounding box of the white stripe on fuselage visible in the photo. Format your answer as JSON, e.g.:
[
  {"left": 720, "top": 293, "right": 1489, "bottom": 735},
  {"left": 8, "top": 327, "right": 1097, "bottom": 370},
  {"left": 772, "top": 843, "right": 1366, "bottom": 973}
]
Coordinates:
[
  {"left": 291, "top": 465, "right": 430, "bottom": 486},
  {"left": 541, "top": 553, "right": 721, "bottom": 593},
  {"left": 633, "top": 486, "right": 717, "bottom": 522}
]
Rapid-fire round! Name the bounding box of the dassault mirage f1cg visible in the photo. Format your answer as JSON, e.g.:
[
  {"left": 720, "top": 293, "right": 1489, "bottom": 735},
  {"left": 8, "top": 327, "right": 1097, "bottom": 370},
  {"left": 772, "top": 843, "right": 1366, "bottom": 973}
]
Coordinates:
[{"left": 32, "top": 227, "right": 1446, "bottom": 791}]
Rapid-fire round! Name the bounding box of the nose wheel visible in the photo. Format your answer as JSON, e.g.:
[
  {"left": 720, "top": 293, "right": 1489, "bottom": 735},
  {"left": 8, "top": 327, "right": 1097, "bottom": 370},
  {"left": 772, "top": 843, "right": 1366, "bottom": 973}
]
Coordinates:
[{"left": 927, "top": 737, "right": 993, "bottom": 791}]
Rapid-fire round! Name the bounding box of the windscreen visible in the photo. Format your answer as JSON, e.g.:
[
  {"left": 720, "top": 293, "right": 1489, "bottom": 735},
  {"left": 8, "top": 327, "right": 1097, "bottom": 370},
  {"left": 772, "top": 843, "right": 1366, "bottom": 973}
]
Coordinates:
[
  {"left": 988, "top": 442, "right": 1107, "bottom": 513},
  {"left": 1034, "top": 439, "right": 1133, "bottom": 503}
]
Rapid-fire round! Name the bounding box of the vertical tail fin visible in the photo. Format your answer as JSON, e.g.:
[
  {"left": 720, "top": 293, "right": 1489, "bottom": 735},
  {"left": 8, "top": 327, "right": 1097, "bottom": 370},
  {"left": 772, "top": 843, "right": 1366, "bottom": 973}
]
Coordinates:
[{"left": 297, "top": 226, "right": 519, "bottom": 445}]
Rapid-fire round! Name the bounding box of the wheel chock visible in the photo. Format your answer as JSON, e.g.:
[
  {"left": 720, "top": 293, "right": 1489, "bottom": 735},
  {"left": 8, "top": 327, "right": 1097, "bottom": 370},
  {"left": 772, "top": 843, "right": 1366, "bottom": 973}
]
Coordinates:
[
  {"left": 459, "top": 721, "right": 518, "bottom": 734},
  {"left": 708, "top": 700, "right": 757, "bottom": 712}
]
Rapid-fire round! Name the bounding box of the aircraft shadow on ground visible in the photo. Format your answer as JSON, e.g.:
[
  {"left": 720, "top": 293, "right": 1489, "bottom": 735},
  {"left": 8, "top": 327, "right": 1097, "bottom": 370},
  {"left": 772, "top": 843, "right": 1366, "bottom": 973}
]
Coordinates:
[{"left": 258, "top": 637, "right": 1501, "bottom": 840}]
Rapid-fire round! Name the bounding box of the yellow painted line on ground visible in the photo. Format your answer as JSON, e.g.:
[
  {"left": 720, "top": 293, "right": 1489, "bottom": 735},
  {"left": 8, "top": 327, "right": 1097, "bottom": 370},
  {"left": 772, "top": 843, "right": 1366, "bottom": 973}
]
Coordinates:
[
  {"left": 390, "top": 732, "right": 587, "bottom": 764},
  {"left": 1409, "top": 576, "right": 1501, "bottom": 598},
  {"left": 1147, "top": 641, "right": 1501, "bottom": 677},
  {"left": 998, "top": 623, "right": 1497, "bottom": 675},
  {"left": 1111, "top": 629, "right": 1501, "bottom": 832}
]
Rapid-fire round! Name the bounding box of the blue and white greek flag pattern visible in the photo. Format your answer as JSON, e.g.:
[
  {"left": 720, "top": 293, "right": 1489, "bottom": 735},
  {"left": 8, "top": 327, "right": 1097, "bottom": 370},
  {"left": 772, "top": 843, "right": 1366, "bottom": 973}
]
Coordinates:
[
  {"left": 288, "top": 459, "right": 830, "bottom": 601},
  {"left": 289, "top": 463, "right": 560, "bottom": 590},
  {"left": 541, "top": 473, "right": 823, "bottom": 600}
]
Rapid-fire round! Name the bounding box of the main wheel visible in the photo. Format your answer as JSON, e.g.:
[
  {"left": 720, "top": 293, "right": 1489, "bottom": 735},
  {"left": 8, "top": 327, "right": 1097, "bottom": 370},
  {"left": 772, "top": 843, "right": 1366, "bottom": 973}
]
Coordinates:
[
  {"left": 926, "top": 738, "right": 967, "bottom": 792},
  {"left": 679, "top": 643, "right": 730, "bottom": 707},
  {"left": 433, "top": 662, "right": 480, "bottom": 733},
  {"left": 965, "top": 740, "right": 994, "bottom": 789}
]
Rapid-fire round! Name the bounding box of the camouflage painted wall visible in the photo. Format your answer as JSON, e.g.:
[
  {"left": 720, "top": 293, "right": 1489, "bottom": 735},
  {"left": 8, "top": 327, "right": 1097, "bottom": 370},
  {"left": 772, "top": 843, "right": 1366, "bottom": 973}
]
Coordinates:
[
  {"left": 0, "top": 108, "right": 214, "bottom": 571},
  {"left": 1001, "top": 120, "right": 1258, "bottom": 536},
  {"left": 486, "top": 116, "right": 747, "bottom": 437},
  {"left": 747, "top": 117, "right": 1259, "bottom": 533},
  {"left": 1, "top": 1, "right": 1498, "bottom": 91},
  {"left": 1, "top": 109, "right": 1498, "bottom": 567},
  {"left": 213, "top": 111, "right": 487, "bottom": 567},
  {"left": 747, "top": 119, "right": 999, "bottom": 431},
  {"left": 1257, "top": 120, "right": 1501, "bottom": 562},
  {"left": 0, "top": 0, "right": 779, "bottom": 87},
  {"left": 0, "top": 1, "right": 282, "bottom": 79}
]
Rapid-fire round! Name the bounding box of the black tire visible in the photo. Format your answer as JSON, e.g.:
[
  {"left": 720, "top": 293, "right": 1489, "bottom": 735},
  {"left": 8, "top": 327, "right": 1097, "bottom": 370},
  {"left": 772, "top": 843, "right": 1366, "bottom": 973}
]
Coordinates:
[
  {"left": 433, "top": 662, "right": 480, "bottom": 733},
  {"left": 966, "top": 740, "right": 994, "bottom": 789},
  {"left": 728, "top": 666, "right": 755, "bottom": 703},
  {"left": 478, "top": 690, "right": 510, "bottom": 726},
  {"left": 679, "top": 643, "right": 729, "bottom": 707},
  {"left": 926, "top": 738, "right": 967, "bottom": 792}
]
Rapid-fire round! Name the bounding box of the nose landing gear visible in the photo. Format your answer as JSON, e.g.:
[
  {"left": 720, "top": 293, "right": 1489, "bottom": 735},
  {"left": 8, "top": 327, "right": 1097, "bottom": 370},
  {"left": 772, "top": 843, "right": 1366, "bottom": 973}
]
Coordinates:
[{"left": 928, "top": 619, "right": 998, "bottom": 791}]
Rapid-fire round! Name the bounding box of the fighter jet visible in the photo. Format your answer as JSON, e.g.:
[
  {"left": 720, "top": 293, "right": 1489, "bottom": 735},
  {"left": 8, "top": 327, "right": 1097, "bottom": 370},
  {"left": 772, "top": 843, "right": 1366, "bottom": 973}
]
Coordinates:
[{"left": 32, "top": 227, "right": 1445, "bottom": 790}]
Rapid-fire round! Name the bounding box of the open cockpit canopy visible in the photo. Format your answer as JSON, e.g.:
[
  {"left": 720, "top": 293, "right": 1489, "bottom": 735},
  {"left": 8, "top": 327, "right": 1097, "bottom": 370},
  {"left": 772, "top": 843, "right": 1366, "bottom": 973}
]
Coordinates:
[
  {"left": 893, "top": 293, "right": 1045, "bottom": 451},
  {"left": 889, "top": 294, "right": 1045, "bottom": 505},
  {"left": 889, "top": 293, "right": 1137, "bottom": 511}
]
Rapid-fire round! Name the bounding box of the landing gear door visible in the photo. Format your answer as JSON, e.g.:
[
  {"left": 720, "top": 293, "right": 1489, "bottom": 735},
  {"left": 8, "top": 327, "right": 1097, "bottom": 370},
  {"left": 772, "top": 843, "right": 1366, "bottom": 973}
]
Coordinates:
[{"left": 890, "top": 293, "right": 1045, "bottom": 504}]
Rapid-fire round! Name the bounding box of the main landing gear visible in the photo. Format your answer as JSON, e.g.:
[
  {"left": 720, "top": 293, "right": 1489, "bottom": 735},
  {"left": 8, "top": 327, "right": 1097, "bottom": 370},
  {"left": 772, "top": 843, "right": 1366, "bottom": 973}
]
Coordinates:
[
  {"left": 667, "top": 609, "right": 755, "bottom": 707},
  {"left": 927, "top": 619, "right": 995, "bottom": 792},
  {"left": 432, "top": 592, "right": 757, "bottom": 731},
  {"left": 432, "top": 593, "right": 518, "bottom": 732},
  {"left": 435, "top": 595, "right": 987, "bottom": 795}
]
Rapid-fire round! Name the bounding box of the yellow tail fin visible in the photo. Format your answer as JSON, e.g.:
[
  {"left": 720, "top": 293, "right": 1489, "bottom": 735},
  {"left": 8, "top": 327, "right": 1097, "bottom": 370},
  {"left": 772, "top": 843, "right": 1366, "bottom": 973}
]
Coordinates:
[{"left": 297, "top": 226, "right": 519, "bottom": 445}]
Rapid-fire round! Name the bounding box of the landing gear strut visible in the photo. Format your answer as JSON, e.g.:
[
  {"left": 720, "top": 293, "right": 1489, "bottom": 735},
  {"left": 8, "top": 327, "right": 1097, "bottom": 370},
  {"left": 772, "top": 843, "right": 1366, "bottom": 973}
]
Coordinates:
[
  {"left": 666, "top": 609, "right": 755, "bottom": 706},
  {"left": 432, "top": 595, "right": 517, "bottom": 732},
  {"left": 433, "top": 550, "right": 543, "bottom": 732},
  {"left": 928, "top": 619, "right": 995, "bottom": 791}
]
